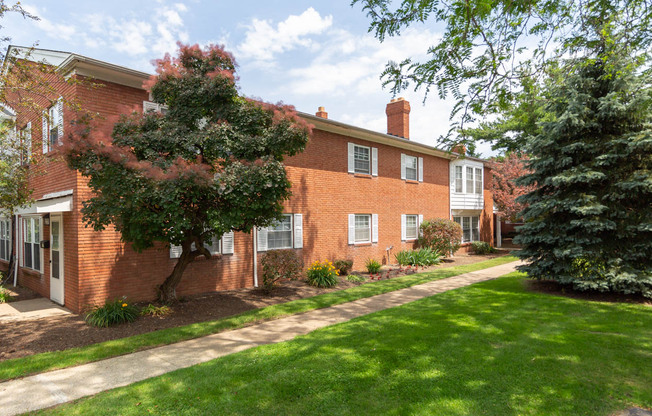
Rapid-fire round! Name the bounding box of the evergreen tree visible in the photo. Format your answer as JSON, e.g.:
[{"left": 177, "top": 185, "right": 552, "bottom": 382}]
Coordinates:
[{"left": 515, "top": 49, "right": 652, "bottom": 297}]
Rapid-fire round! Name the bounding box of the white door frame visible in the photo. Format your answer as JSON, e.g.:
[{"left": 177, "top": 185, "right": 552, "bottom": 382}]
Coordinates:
[{"left": 49, "top": 214, "right": 64, "bottom": 305}]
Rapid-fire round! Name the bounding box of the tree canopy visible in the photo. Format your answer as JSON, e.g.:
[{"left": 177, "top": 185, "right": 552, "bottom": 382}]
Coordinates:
[
  {"left": 491, "top": 152, "right": 535, "bottom": 222},
  {"left": 353, "top": 0, "right": 652, "bottom": 151},
  {"left": 515, "top": 47, "right": 652, "bottom": 297},
  {"left": 64, "top": 44, "right": 311, "bottom": 301}
]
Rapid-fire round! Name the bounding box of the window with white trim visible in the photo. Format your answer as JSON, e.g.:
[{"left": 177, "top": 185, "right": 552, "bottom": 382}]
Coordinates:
[
  {"left": 405, "top": 155, "right": 417, "bottom": 181},
  {"left": 474, "top": 167, "right": 483, "bottom": 194},
  {"left": 455, "top": 166, "right": 463, "bottom": 193},
  {"left": 453, "top": 164, "right": 483, "bottom": 194},
  {"left": 21, "top": 122, "right": 32, "bottom": 164},
  {"left": 22, "top": 217, "right": 42, "bottom": 271},
  {"left": 0, "top": 218, "right": 11, "bottom": 262},
  {"left": 257, "top": 213, "right": 303, "bottom": 252},
  {"left": 169, "top": 230, "right": 234, "bottom": 259},
  {"left": 354, "top": 214, "right": 371, "bottom": 243},
  {"left": 268, "top": 214, "right": 293, "bottom": 249},
  {"left": 353, "top": 145, "right": 371, "bottom": 174},
  {"left": 405, "top": 215, "right": 418, "bottom": 240},
  {"left": 42, "top": 99, "right": 63, "bottom": 154},
  {"left": 453, "top": 216, "right": 480, "bottom": 243}
]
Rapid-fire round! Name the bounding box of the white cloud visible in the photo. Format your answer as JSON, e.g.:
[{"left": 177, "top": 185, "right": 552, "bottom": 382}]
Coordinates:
[
  {"left": 23, "top": 5, "right": 76, "bottom": 41},
  {"left": 283, "top": 28, "right": 440, "bottom": 97},
  {"left": 237, "top": 7, "right": 333, "bottom": 63}
]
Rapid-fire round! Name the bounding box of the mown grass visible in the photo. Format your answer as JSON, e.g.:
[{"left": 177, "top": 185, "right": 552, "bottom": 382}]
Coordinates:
[
  {"left": 0, "top": 255, "right": 517, "bottom": 382},
  {"left": 35, "top": 273, "right": 652, "bottom": 416}
]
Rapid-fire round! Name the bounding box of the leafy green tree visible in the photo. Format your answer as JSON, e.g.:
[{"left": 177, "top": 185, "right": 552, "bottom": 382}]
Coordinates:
[
  {"left": 515, "top": 48, "right": 652, "bottom": 297},
  {"left": 64, "top": 44, "right": 311, "bottom": 302},
  {"left": 353, "top": 0, "right": 651, "bottom": 150}
]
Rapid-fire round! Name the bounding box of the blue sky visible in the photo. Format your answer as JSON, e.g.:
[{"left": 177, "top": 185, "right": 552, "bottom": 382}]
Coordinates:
[{"left": 3, "top": 1, "right": 494, "bottom": 156}]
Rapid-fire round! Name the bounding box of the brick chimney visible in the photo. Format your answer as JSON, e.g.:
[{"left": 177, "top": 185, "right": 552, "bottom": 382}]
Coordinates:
[
  {"left": 386, "top": 97, "right": 410, "bottom": 139},
  {"left": 315, "top": 106, "right": 328, "bottom": 119},
  {"left": 452, "top": 144, "right": 466, "bottom": 155}
]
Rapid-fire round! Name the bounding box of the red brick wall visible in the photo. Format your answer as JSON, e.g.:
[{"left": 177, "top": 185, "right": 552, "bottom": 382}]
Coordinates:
[{"left": 9, "top": 65, "right": 494, "bottom": 312}]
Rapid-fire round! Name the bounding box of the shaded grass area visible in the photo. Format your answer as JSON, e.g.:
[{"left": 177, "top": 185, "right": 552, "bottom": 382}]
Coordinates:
[
  {"left": 35, "top": 273, "right": 652, "bottom": 416},
  {"left": 0, "top": 256, "right": 517, "bottom": 382}
]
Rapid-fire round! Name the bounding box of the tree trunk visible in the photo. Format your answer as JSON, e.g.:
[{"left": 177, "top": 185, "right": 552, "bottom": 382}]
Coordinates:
[
  {"left": 158, "top": 237, "right": 212, "bottom": 303},
  {"left": 158, "top": 240, "right": 195, "bottom": 303}
]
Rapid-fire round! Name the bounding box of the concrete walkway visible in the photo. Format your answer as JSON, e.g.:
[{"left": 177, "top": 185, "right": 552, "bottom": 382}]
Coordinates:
[
  {"left": 0, "top": 261, "right": 521, "bottom": 416},
  {"left": 0, "top": 298, "right": 71, "bottom": 322}
]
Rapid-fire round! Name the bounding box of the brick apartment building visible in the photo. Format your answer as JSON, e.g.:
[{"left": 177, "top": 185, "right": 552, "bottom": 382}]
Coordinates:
[{"left": 0, "top": 47, "right": 493, "bottom": 313}]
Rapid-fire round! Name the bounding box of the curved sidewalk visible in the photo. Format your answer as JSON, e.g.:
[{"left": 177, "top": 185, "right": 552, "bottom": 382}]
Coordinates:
[{"left": 0, "top": 261, "right": 522, "bottom": 416}]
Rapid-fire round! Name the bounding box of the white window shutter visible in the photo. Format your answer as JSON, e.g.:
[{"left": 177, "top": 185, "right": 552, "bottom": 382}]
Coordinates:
[
  {"left": 401, "top": 154, "right": 406, "bottom": 180},
  {"left": 418, "top": 157, "right": 424, "bottom": 182},
  {"left": 221, "top": 231, "right": 234, "bottom": 254},
  {"left": 348, "top": 143, "right": 355, "bottom": 173},
  {"left": 372, "top": 214, "right": 379, "bottom": 243},
  {"left": 257, "top": 227, "right": 268, "bottom": 252},
  {"left": 401, "top": 214, "right": 407, "bottom": 241},
  {"left": 57, "top": 98, "right": 64, "bottom": 144},
  {"left": 372, "top": 147, "right": 378, "bottom": 176},
  {"left": 348, "top": 214, "right": 355, "bottom": 245},
  {"left": 293, "top": 214, "right": 303, "bottom": 248},
  {"left": 42, "top": 112, "right": 48, "bottom": 154},
  {"left": 418, "top": 215, "right": 424, "bottom": 237},
  {"left": 170, "top": 244, "right": 182, "bottom": 259}
]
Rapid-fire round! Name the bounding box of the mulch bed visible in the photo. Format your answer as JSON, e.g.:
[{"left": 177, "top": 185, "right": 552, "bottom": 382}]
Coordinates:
[
  {"left": 526, "top": 279, "right": 652, "bottom": 306},
  {"left": 0, "top": 251, "right": 511, "bottom": 362}
]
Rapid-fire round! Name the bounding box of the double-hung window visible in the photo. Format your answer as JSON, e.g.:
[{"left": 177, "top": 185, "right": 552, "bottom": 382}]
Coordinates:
[
  {"left": 354, "top": 145, "right": 371, "bottom": 174},
  {"left": 42, "top": 98, "right": 63, "bottom": 154},
  {"left": 405, "top": 215, "right": 418, "bottom": 239},
  {"left": 21, "top": 122, "right": 32, "bottom": 164},
  {"left": 453, "top": 216, "right": 480, "bottom": 243},
  {"left": 22, "top": 217, "right": 41, "bottom": 271},
  {"left": 405, "top": 155, "right": 417, "bottom": 181},
  {"left": 401, "top": 154, "right": 424, "bottom": 182},
  {"left": 0, "top": 219, "right": 11, "bottom": 262},
  {"left": 268, "top": 214, "right": 293, "bottom": 250},
  {"left": 257, "top": 213, "right": 303, "bottom": 251},
  {"left": 453, "top": 164, "right": 483, "bottom": 194},
  {"left": 455, "top": 166, "right": 463, "bottom": 192},
  {"left": 169, "top": 230, "right": 235, "bottom": 258},
  {"left": 354, "top": 214, "right": 371, "bottom": 243},
  {"left": 348, "top": 143, "right": 378, "bottom": 176}
]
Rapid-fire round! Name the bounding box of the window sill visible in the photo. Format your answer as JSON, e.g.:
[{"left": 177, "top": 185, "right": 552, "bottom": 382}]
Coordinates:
[
  {"left": 353, "top": 242, "right": 373, "bottom": 247},
  {"left": 353, "top": 173, "right": 373, "bottom": 178},
  {"left": 405, "top": 180, "right": 420, "bottom": 184},
  {"left": 22, "top": 267, "right": 42, "bottom": 277}
]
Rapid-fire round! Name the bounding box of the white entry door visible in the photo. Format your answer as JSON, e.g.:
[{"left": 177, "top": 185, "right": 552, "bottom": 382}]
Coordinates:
[{"left": 50, "top": 215, "right": 64, "bottom": 305}]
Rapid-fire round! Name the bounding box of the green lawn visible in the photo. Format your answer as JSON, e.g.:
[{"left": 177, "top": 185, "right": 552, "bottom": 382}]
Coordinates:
[
  {"left": 0, "top": 256, "right": 517, "bottom": 382},
  {"left": 35, "top": 273, "right": 652, "bottom": 416}
]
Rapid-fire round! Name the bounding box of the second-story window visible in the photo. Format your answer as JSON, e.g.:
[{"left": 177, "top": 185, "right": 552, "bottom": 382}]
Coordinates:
[
  {"left": 42, "top": 98, "right": 63, "bottom": 154},
  {"left": 455, "top": 166, "right": 463, "bottom": 192},
  {"left": 354, "top": 145, "right": 370, "bottom": 174},
  {"left": 20, "top": 122, "right": 32, "bottom": 164},
  {"left": 474, "top": 167, "right": 483, "bottom": 194},
  {"left": 405, "top": 155, "right": 417, "bottom": 181}
]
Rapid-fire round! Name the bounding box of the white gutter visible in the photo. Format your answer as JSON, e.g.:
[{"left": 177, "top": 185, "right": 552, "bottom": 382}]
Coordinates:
[{"left": 252, "top": 229, "right": 258, "bottom": 288}]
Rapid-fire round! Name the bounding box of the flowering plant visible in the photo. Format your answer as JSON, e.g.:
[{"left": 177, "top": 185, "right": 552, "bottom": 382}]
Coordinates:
[{"left": 306, "top": 260, "right": 339, "bottom": 288}]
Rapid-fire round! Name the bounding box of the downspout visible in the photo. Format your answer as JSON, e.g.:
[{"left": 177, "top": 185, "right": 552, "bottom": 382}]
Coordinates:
[
  {"left": 13, "top": 214, "right": 18, "bottom": 286},
  {"left": 252, "top": 228, "right": 258, "bottom": 288}
]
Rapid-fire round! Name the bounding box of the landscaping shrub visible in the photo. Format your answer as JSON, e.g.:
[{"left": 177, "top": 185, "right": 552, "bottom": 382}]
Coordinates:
[
  {"left": 85, "top": 298, "right": 139, "bottom": 327},
  {"left": 365, "top": 259, "right": 382, "bottom": 274},
  {"left": 346, "top": 274, "right": 366, "bottom": 283},
  {"left": 260, "top": 249, "right": 303, "bottom": 293},
  {"left": 333, "top": 259, "right": 353, "bottom": 276},
  {"left": 0, "top": 286, "right": 12, "bottom": 303},
  {"left": 141, "top": 304, "right": 172, "bottom": 317},
  {"left": 306, "top": 260, "right": 339, "bottom": 288},
  {"left": 394, "top": 248, "right": 443, "bottom": 266},
  {"left": 471, "top": 241, "right": 498, "bottom": 254},
  {"left": 419, "top": 218, "right": 462, "bottom": 256}
]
